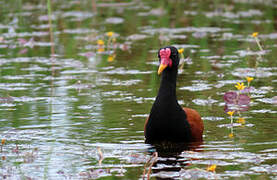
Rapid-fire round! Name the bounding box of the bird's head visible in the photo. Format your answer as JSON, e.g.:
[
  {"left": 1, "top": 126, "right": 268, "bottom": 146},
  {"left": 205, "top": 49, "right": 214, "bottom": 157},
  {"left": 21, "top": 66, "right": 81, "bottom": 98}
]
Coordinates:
[{"left": 157, "top": 46, "right": 180, "bottom": 75}]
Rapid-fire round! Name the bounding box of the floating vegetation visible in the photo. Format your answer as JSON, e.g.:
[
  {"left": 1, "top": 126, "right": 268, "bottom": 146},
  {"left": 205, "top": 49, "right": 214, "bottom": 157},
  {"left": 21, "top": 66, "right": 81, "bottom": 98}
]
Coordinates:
[{"left": 223, "top": 77, "right": 254, "bottom": 137}]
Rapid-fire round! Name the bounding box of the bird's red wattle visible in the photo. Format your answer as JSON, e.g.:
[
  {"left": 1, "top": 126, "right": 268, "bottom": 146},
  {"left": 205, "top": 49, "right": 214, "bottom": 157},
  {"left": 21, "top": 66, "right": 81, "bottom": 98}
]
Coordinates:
[{"left": 159, "top": 48, "right": 172, "bottom": 67}]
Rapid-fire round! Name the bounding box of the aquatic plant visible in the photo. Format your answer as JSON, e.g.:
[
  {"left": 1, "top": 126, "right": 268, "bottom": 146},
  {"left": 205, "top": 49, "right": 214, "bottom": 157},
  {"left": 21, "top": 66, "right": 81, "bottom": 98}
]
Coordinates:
[
  {"left": 224, "top": 77, "right": 253, "bottom": 108},
  {"left": 236, "top": 117, "right": 245, "bottom": 125},
  {"left": 142, "top": 152, "right": 158, "bottom": 180},
  {"left": 47, "top": 0, "right": 55, "bottom": 56},
  {"left": 246, "top": 77, "right": 254, "bottom": 87},
  {"left": 207, "top": 164, "right": 217, "bottom": 172},
  {"left": 224, "top": 77, "right": 254, "bottom": 137},
  {"left": 252, "top": 32, "right": 263, "bottom": 52},
  {"left": 178, "top": 48, "right": 184, "bottom": 55},
  {"left": 235, "top": 82, "right": 246, "bottom": 91},
  {"left": 251, "top": 32, "right": 264, "bottom": 68},
  {"left": 178, "top": 48, "right": 186, "bottom": 72},
  {"left": 95, "top": 31, "right": 119, "bottom": 62},
  {"left": 97, "top": 147, "right": 104, "bottom": 165},
  {"left": 1, "top": 139, "right": 5, "bottom": 145},
  {"left": 227, "top": 111, "right": 235, "bottom": 118},
  {"left": 84, "top": 31, "right": 129, "bottom": 62},
  {"left": 96, "top": 31, "right": 116, "bottom": 53},
  {"left": 97, "top": 39, "right": 105, "bottom": 53},
  {"left": 1, "top": 139, "right": 5, "bottom": 153},
  {"left": 227, "top": 111, "right": 235, "bottom": 138},
  {"left": 106, "top": 31, "right": 114, "bottom": 37},
  {"left": 97, "top": 39, "right": 104, "bottom": 46},
  {"left": 107, "top": 54, "right": 116, "bottom": 62}
]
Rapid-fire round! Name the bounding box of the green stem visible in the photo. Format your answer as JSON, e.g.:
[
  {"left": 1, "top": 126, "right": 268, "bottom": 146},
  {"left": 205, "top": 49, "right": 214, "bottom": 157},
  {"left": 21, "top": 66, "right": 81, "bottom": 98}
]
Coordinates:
[
  {"left": 254, "top": 37, "right": 263, "bottom": 64},
  {"left": 107, "top": 37, "right": 111, "bottom": 52},
  {"left": 255, "top": 37, "right": 264, "bottom": 51},
  {"left": 47, "top": 0, "right": 55, "bottom": 56}
]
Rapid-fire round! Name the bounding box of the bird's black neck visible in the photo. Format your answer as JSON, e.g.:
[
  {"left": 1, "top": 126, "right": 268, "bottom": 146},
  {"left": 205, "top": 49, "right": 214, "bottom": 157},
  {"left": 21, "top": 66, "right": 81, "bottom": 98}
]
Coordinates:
[
  {"left": 146, "top": 67, "right": 192, "bottom": 143},
  {"left": 157, "top": 68, "right": 178, "bottom": 101}
]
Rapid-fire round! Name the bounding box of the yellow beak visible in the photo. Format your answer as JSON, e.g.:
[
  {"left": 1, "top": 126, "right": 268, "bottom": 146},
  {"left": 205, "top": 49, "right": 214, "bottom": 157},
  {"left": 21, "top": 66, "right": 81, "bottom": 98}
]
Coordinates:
[{"left": 158, "top": 64, "right": 168, "bottom": 75}]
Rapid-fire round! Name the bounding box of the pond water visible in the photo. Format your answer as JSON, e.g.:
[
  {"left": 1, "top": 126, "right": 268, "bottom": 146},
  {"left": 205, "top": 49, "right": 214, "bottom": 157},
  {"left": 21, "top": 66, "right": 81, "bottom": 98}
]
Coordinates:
[{"left": 0, "top": 0, "right": 276, "bottom": 179}]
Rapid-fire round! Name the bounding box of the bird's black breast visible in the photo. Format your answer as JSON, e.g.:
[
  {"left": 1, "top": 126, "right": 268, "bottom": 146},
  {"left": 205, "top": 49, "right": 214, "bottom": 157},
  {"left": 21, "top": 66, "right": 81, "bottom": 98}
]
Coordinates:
[{"left": 145, "top": 99, "right": 192, "bottom": 144}]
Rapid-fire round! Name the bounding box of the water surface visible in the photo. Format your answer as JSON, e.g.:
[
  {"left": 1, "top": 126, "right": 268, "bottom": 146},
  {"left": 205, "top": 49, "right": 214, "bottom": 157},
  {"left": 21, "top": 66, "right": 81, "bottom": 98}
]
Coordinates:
[{"left": 0, "top": 0, "right": 276, "bottom": 179}]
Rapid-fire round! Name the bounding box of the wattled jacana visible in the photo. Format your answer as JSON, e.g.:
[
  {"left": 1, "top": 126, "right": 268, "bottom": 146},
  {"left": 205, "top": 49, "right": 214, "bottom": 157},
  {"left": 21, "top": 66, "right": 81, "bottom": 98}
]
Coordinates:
[{"left": 144, "top": 46, "right": 204, "bottom": 144}]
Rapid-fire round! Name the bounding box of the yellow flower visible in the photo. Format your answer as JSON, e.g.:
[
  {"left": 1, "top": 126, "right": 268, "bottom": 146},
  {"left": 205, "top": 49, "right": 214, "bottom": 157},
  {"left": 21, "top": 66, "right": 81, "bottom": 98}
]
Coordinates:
[
  {"left": 1, "top": 139, "right": 5, "bottom": 145},
  {"left": 178, "top": 48, "right": 184, "bottom": 54},
  {"left": 207, "top": 164, "right": 217, "bottom": 172},
  {"left": 228, "top": 133, "right": 234, "bottom": 138},
  {"left": 235, "top": 82, "right": 246, "bottom": 91},
  {"left": 236, "top": 117, "right": 245, "bottom": 124},
  {"left": 97, "top": 39, "right": 104, "bottom": 46},
  {"left": 107, "top": 55, "right": 115, "bottom": 62},
  {"left": 227, "top": 111, "right": 235, "bottom": 116},
  {"left": 106, "top": 31, "right": 114, "bottom": 37},
  {"left": 246, "top": 77, "right": 254, "bottom": 83},
  {"left": 252, "top": 32, "right": 258, "bottom": 38},
  {"left": 97, "top": 48, "right": 104, "bottom": 53}
]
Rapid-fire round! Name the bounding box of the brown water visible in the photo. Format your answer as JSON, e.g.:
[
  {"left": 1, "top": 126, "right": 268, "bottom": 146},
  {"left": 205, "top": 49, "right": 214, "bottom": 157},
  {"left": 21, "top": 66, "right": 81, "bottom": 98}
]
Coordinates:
[{"left": 0, "top": 0, "right": 276, "bottom": 179}]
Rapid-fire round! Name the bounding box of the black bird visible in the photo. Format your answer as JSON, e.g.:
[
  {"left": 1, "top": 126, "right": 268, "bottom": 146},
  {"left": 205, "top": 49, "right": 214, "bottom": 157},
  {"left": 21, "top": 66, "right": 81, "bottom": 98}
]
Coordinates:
[{"left": 144, "top": 46, "right": 204, "bottom": 145}]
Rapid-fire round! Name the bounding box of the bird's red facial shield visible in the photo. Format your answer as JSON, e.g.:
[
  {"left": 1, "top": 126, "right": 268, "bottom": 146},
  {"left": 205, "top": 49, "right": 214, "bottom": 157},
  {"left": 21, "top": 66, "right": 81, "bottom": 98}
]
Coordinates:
[{"left": 158, "top": 48, "right": 172, "bottom": 75}]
